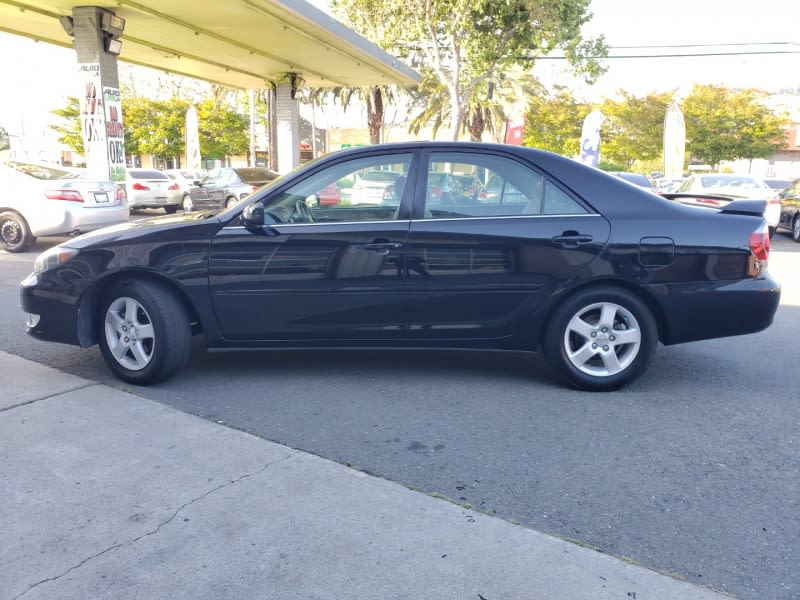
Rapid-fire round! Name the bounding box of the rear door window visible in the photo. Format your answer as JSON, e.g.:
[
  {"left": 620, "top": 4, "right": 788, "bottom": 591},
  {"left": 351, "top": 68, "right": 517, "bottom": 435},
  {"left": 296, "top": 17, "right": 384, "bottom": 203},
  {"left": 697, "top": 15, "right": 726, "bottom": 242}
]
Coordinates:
[{"left": 422, "top": 152, "right": 588, "bottom": 218}]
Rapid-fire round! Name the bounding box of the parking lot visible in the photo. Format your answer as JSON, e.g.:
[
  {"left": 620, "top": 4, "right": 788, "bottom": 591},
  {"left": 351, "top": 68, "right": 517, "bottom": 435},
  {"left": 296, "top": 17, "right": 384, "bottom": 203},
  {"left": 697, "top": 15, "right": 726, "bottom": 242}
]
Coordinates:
[{"left": 1, "top": 228, "right": 798, "bottom": 600}]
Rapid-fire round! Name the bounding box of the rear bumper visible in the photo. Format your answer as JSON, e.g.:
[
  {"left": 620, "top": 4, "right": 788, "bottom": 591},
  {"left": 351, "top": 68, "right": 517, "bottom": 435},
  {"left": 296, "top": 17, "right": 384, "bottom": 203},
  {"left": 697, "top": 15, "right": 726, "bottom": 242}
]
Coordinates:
[
  {"left": 30, "top": 205, "right": 129, "bottom": 237},
  {"left": 650, "top": 275, "right": 781, "bottom": 345}
]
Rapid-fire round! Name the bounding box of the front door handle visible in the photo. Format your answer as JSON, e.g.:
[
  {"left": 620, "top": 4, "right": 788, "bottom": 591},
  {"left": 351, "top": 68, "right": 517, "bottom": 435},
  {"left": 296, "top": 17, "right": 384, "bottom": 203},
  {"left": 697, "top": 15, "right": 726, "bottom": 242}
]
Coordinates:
[{"left": 360, "top": 242, "right": 402, "bottom": 251}]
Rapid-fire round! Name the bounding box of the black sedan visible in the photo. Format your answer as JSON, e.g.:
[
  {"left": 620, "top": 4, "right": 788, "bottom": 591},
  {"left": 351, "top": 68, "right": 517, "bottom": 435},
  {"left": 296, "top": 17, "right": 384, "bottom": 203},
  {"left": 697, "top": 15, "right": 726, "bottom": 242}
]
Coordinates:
[
  {"left": 183, "top": 167, "right": 280, "bottom": 212},
  {"left": 20, "top": 142, "right": 780, "bottom": 391},
  {"left": 777, "top": 177, "right": 800, "bottom": 241}
]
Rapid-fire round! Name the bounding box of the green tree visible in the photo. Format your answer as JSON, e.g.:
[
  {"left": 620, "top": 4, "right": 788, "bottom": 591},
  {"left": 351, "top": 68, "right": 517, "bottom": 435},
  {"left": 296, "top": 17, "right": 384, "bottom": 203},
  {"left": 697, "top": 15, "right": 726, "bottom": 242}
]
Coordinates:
[
  {"left": 50, "top": 97, "right": 84, "bottom": 154},
  {"left": 196, "top": 98, "right": 249, "bottom": 159},
  {"left": 333, "top": 0, "right": 606, "bottom": 140},
  {"left": 600, "top": 91, "right": 672, "bottom": 168},
  {"left": 523, "top": 86, "right": 588, "bottom": 157},
  {"left": 409, "top": 67, "right": 542, "bottom": 142},
  {"left": 123, "top": 96, "right": 189, "bottom": 161},
  {"left": 683, "top": 84, "right": 789, "bottom": 168}
]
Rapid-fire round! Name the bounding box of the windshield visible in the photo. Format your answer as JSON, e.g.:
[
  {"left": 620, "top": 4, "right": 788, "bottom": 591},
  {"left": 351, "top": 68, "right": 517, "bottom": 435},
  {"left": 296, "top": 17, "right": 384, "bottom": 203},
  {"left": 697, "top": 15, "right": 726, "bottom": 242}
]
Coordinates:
[{"left": 4, "top": 160, "right": 81, "bottom": 180}]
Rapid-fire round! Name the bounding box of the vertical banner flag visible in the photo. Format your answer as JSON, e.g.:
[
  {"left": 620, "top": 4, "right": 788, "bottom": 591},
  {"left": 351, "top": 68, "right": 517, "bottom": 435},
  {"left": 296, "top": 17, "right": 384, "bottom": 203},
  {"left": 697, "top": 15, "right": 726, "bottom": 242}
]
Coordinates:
[
  {"left": 663, "top": 98, "right": 686, "bottom": 179},
  {"left": 186, "top": 105, "right": 201, "bottom": 172},
  {"left": 103, "top": 86, "right": 126, "bottom": 181},
  {"left": 579, "top": 109, "right": 605, "bottom": 167},
  {"left": 78, "top": 64, "right": 107, "bottom": 181},
  {"left": 504, "top": 114, "right": 526, "bottom": 145}
]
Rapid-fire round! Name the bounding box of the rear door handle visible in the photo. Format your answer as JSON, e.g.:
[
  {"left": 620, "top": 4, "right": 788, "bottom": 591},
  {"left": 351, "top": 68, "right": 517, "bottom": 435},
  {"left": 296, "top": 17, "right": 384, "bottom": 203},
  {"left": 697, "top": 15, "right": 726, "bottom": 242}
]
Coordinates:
[{"left": 551, "top": 233, "right": 593, "bottom": 247}]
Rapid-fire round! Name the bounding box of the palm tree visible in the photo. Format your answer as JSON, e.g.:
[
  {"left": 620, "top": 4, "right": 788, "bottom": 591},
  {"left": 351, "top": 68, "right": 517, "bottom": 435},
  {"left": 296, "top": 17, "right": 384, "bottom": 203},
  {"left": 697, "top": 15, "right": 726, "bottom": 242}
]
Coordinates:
[{"left": 409, "top": 68, "right": 542, "bottom": 142}]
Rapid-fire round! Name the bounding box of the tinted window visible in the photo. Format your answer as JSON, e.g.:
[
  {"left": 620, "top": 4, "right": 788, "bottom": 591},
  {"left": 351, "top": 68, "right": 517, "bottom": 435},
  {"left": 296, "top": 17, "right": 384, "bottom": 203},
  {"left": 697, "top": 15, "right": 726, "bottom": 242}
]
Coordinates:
[
  {"left": 130, "top": 170, "right": 169, "bottom": 180},
  {"left": 261, "top": 154, "right": 412, "bottom": 223},
  {"left": 234, "top": 168, "right": 277, "bottom": 183},
  {"left": 423, "top": 152, "right": 587, "bottom": 219}
]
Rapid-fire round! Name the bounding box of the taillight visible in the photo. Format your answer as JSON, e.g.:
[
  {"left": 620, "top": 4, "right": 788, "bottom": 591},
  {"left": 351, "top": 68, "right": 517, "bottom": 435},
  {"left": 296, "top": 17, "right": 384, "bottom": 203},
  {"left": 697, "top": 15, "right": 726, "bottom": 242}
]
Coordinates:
[
  {"left": 44, "top": 190, "right": 84, "bottom": 203},
  {"left": 115, "top": 185, "right": 126, "bottom": 202},
  {"left": 132, "top": 182, "right": 149, "bottom": 191},
  {"left": 167, "top": 182, "right": 179, "bottom": 191},
  {"left": 251, "top": 185, "right": 259, "bottom": 193},
  {"left": 749, "top": 224, "right": 770, "bottom": 261},
  {"left": 431, "top": 186, "right": 442, "bottom": 198},
  {"left": 766, "top": 194, "right": 781, "bottom": 205}
]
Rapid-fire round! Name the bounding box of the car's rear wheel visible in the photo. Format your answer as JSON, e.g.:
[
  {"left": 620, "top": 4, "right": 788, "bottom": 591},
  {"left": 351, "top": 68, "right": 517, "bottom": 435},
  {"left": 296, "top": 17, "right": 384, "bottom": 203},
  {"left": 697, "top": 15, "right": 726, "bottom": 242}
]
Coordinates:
[
  {"left": 0, "top": 210, "right": 36, "bottom": 253},
  {"left": 182, "top": 195, "right": 193, "bottom": 212},
  {"left": 225, "top": 196, "right": 237, "bottom": 208},
  {"left": 792, "top": 215, "right": 800, "bottom": 242},
  {"left": 98, "top": 280, "right": 191, "bottom": 385},
  {"left": 542, "top": 286, "right": 657, "bottom": 391}
]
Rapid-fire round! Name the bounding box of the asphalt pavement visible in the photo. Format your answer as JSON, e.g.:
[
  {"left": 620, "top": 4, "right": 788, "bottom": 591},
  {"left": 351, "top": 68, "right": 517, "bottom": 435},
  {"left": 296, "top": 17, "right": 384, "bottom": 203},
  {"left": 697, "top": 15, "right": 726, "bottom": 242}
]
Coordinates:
[{"left": 0, "top": 350, "right": 731, "bottom": 600}]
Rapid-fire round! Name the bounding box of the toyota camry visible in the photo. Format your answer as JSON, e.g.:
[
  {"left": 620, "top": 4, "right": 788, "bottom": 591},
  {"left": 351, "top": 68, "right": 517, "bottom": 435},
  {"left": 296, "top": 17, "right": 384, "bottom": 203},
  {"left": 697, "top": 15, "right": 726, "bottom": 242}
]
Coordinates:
[{"left": 20, "top": 142, "right": 781, "bottom": 391}]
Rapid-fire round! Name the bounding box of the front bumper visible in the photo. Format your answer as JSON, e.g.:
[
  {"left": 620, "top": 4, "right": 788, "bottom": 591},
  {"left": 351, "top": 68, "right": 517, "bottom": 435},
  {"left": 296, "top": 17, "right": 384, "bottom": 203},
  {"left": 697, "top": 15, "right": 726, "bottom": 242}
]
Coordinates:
[{"left": 20, "top": 273, "right": 87, "bottom": 346}]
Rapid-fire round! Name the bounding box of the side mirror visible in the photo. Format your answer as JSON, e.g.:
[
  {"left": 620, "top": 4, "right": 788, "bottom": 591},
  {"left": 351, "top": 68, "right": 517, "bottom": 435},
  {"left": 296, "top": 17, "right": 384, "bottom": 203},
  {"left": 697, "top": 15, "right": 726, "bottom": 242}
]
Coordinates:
[
  {"left": 242, "top": 203, "right": 265, "bottom": 228},
  {"left": 305, "top": 194, "right": 320, "bottom": 208}
]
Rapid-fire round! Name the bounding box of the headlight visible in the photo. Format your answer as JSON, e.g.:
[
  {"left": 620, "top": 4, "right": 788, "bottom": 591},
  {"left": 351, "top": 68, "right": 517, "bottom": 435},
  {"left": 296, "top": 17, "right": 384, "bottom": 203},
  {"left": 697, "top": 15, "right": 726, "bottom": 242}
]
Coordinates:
[{"left": 33, "top": 246, "right": 79, "bottom": 274}]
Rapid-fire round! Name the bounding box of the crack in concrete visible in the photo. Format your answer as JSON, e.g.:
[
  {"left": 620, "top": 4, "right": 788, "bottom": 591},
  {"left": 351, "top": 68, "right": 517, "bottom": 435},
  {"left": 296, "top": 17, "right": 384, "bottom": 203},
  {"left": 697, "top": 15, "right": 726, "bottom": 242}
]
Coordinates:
[
  {"left": 0, "top": 383, "right": 98, "bottom": 414},
  {"left": 11, "top": 449, "right": 301, "bottom": 600}
]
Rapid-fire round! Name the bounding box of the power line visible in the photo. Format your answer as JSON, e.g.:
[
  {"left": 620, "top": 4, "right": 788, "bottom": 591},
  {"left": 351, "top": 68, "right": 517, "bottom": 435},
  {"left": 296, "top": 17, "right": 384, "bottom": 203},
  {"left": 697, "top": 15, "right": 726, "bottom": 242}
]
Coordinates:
[
  {"left": 610, "top": 41, "right": 798, "bottom": 49},
  {"left": 530, "top": 49, "right": 800, "bottom": 60}
]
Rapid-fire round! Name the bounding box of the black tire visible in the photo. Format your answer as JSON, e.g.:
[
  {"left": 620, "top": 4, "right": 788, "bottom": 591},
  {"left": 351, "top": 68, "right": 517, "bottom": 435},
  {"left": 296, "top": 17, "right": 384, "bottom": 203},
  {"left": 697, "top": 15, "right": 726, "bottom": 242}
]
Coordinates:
[
  {"left": 98, "top": 279, "right": 191, "bottom": 385},
  {"left": 0, "top": 210, "right": 36, "bottom": 253},
  {"left": 792, "top": 216, "right": 800, "bottom": 243},
  {"left": 542, "top": 286, "right": 658, "bottom": 391},
  {"left": 225, "top": 196, "right": 237, "bottom": 209},
  {"left": 164, "top": 205, "right": 178, "bottom": 214},
  {"left": 182, "top": 195, "right": 193, "bottom": 212},
  {"left": 768, "top": 226, "right": 776, "bottom": 239}
]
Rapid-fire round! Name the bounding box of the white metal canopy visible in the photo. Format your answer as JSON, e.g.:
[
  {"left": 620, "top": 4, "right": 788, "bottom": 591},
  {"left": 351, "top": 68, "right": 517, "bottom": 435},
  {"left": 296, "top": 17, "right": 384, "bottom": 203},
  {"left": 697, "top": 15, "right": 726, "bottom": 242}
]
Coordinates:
[{"left": 0, "top": 0, "right": 419, "bottom": 89}]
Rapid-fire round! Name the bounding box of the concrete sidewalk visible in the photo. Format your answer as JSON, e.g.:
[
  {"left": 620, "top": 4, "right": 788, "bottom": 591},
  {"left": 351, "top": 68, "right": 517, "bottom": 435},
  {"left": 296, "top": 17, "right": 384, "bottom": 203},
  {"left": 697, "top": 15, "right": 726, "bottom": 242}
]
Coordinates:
[{"left": 0, "top": 351, "right": 730, "bottom": 600}]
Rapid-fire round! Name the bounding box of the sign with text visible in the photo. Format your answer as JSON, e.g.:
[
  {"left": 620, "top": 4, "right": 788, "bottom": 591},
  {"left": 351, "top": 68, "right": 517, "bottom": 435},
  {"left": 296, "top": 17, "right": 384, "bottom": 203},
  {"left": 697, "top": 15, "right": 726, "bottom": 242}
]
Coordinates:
[
  {"left": 77, "top": 64, "right": 126, "bottom": 181},
  {"left": 103, "top": 86, "right": 126, "bottom": 181}
]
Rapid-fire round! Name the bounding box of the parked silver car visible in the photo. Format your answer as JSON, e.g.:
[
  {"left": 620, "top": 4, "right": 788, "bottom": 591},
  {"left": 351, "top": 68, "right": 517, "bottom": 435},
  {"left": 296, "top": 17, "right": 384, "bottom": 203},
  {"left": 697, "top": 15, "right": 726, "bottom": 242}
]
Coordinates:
[
  {"left": 0, "top": 159, "right": 128, "bottom": 252},
  {"left": 675, "top": 174, "right": 780, "bottom": 236}
]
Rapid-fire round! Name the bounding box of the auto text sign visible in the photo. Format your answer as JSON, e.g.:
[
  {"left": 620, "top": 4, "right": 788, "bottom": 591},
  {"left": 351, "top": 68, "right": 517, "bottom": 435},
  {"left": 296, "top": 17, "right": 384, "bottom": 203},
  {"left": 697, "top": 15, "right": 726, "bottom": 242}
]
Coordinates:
[
  {"left": 78, "top": 63, "right": 107, "bottom": 180},
  {"left": 77, "top": 63, "right": 125, "bottom": 182},
  {"left": 103, "top": 86, "right": 126, "bottom": 182}
]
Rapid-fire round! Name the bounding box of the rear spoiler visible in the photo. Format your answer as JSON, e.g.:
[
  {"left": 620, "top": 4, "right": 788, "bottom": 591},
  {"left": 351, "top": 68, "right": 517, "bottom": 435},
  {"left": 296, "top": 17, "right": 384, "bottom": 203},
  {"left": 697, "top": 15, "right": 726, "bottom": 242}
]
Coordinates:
[{"left": 662, "top": 193, "right": 766, "bottom": 217}]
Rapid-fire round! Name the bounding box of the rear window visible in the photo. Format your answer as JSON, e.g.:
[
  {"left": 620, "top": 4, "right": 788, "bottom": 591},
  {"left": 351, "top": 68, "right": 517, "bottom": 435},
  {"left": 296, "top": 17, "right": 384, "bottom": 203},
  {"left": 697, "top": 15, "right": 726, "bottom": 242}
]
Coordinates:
[
  {"left": 129, "top": 170, "right": 168, "bottom": 180},
  {"left": 699, "top": 176, "right": 764, "bottom": 189},
  {"left": 234, "top": 169, "right": 278, "bottom": 183},
  {"left": 360, "top": 171, "right": 400, "bottom": 183},
  {"left": 4, "top": 161, "right": 80, "bottom": 180}
]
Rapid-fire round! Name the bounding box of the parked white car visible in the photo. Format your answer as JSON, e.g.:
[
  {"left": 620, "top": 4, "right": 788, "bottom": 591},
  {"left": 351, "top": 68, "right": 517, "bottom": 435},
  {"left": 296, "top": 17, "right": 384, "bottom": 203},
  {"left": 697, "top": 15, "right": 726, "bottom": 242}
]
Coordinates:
[
  {"left": 0, "top": 160, "right": 128, "bottom": 253},
  {"left": 675, "top": 174, "right": 780, "bottom": 236},
  {"left": 124, "top": 169, "right": 182, "bottom": 213}
]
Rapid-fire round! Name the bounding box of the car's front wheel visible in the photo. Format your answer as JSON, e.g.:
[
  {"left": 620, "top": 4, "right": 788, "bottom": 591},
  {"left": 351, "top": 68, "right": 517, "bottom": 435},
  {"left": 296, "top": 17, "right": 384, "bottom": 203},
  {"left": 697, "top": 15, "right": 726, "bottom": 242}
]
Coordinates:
[
  {"left": 793, "top": 215, "right": 800, "bottom": 242},
  {"left": 98, "top": 280, "right": 191, "bottom": 385},
  {"left": 542, "top": 287, "right": 657, "bottom": 391},
  {"left": 0, "top": 210, "right": 36, "bottom": 253}
]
